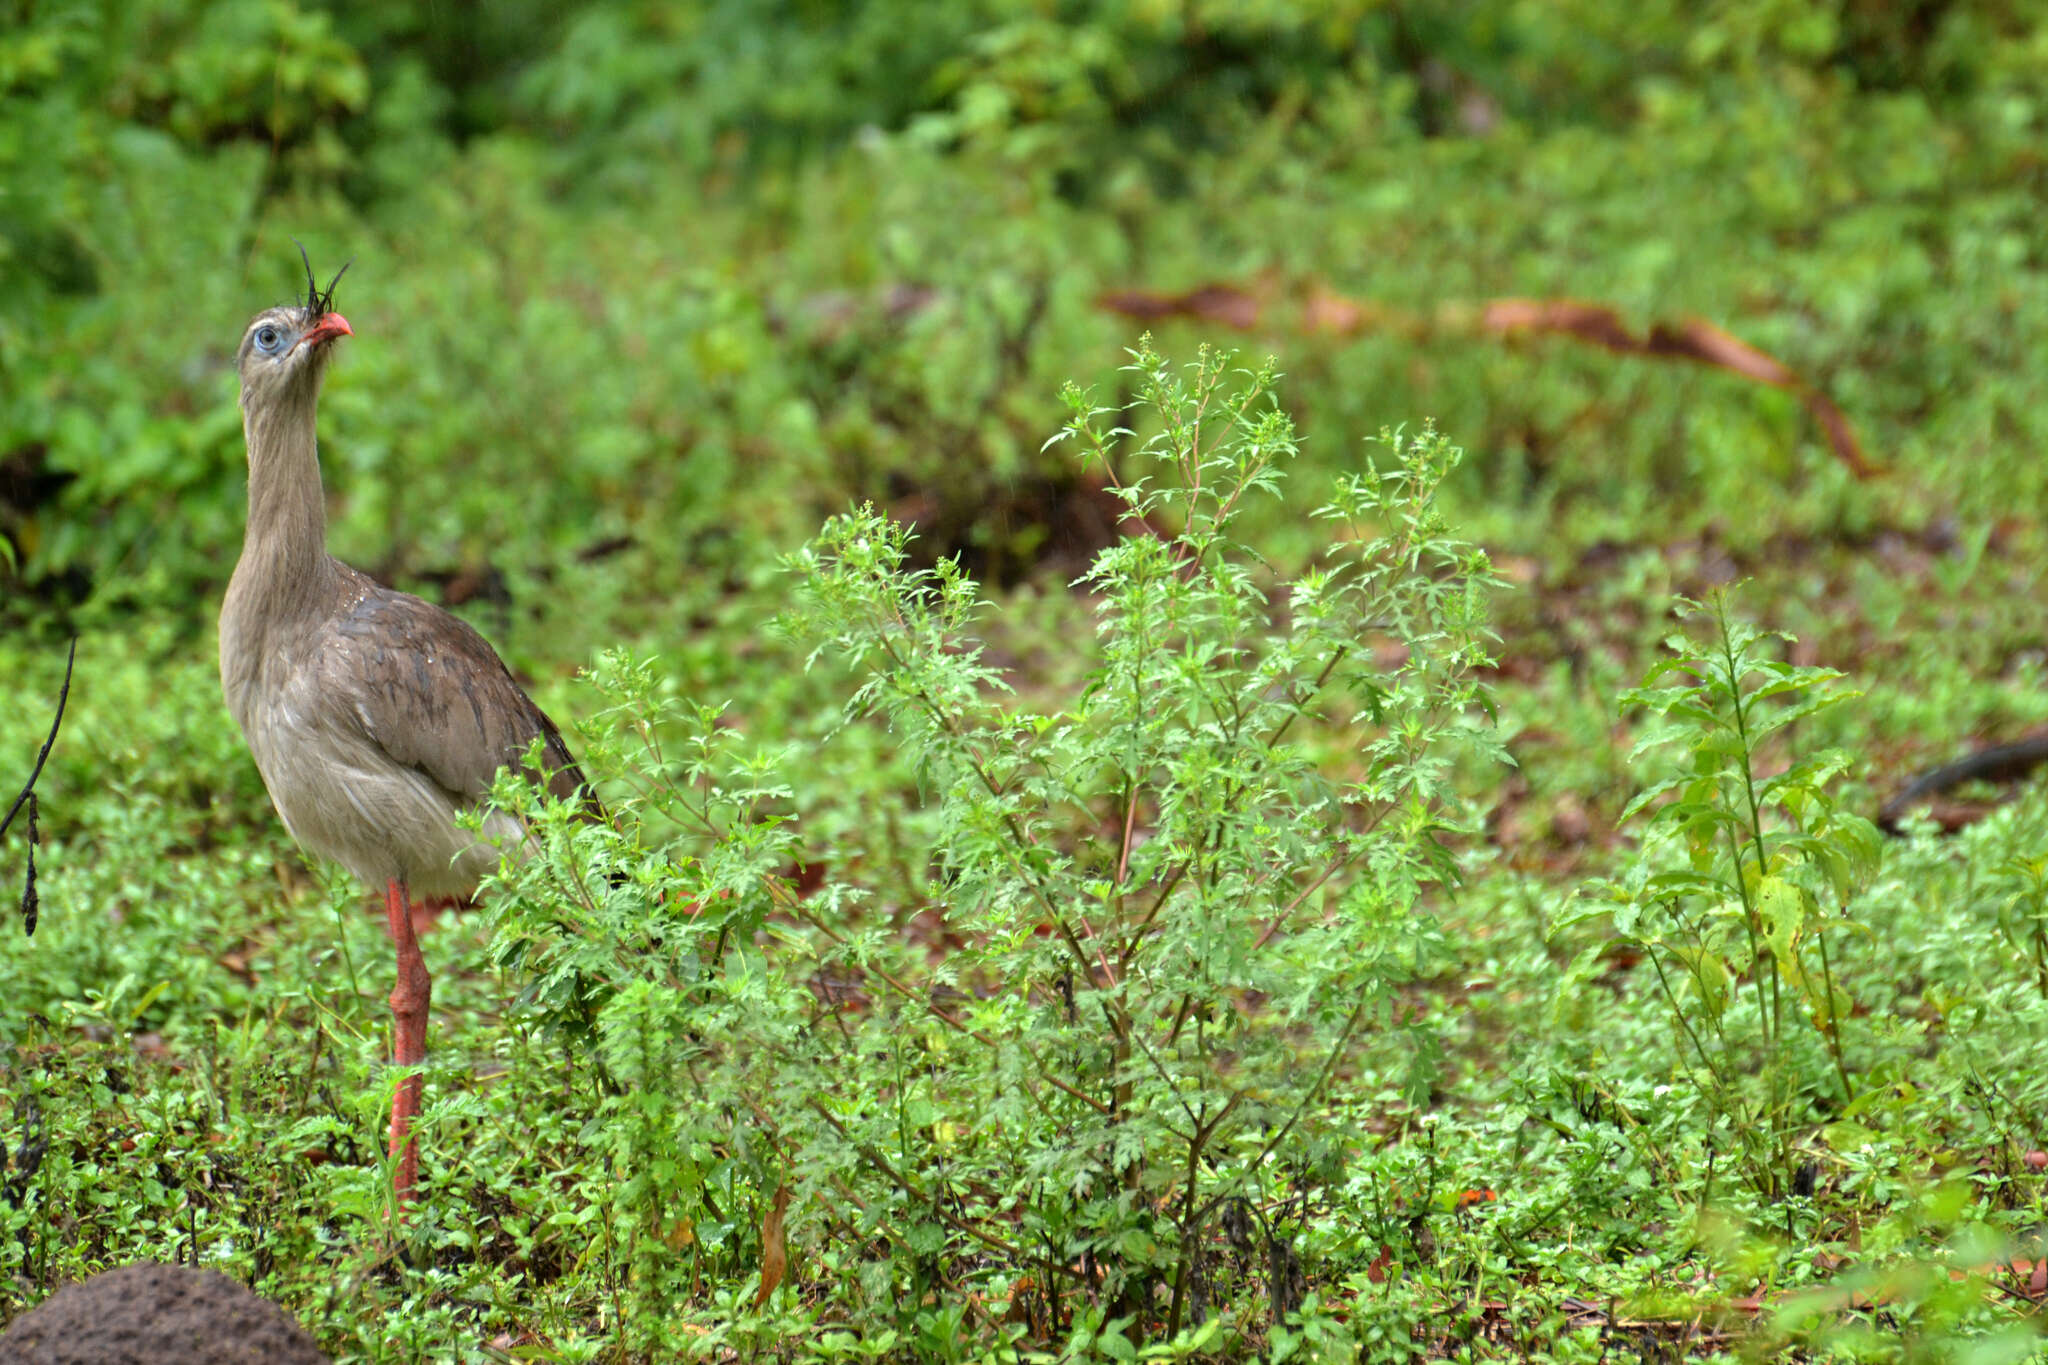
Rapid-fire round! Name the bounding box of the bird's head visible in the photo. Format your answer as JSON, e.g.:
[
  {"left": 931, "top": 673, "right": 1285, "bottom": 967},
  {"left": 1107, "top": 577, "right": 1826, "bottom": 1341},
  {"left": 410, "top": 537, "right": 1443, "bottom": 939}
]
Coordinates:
[{"left": 235, "top": 244, "right": 354, "bottom": 411}]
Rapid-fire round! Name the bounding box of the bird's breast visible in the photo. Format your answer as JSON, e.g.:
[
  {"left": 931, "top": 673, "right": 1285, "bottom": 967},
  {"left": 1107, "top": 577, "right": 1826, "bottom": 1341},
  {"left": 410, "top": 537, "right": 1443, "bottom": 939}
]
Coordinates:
[{"left": 234, "top": 654, "right": 515, "bottom": 897}]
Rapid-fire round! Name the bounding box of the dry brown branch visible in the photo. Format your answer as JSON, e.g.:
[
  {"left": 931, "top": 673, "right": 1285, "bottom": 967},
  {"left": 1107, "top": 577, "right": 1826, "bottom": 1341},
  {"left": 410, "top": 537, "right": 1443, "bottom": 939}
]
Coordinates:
[{"left": 1098, "top": 284, "right": 1880, "bottom": 479}]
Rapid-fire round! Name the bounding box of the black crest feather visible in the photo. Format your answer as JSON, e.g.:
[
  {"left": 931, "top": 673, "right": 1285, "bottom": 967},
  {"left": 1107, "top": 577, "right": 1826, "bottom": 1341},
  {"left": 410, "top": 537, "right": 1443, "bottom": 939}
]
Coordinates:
[{"left": 292, "top": 238, "right": 352, "bottom": 316}]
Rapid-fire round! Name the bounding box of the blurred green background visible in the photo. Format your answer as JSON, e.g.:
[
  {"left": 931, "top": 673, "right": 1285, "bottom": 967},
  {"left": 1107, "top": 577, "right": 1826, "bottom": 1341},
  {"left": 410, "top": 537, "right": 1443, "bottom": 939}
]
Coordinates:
[
  {"left": 11, "top": 3, "right": 2048, "bottom": 1357},
  {"left": 8, "top": 0, "right": 2046, "bottom": 665},
  {"left": 14, "top": 0, "right": 2048, "bottom": 1033}
]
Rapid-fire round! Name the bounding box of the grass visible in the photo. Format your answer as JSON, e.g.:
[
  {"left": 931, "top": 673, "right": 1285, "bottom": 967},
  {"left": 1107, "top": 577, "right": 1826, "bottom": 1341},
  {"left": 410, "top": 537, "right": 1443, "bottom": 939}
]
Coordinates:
[
  {"left": 6, "top": 345, "right": 2048, "bottom": 1359},
  {"left": 9, "top": 4, "right": 2048, "bottom": 1359}
]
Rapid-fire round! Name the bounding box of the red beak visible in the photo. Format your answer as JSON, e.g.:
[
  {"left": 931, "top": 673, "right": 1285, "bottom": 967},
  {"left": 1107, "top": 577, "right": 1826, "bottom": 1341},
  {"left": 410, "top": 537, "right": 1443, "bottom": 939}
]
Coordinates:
[{"left": 302, "top": 313, "right": 354, "bottom": 348}]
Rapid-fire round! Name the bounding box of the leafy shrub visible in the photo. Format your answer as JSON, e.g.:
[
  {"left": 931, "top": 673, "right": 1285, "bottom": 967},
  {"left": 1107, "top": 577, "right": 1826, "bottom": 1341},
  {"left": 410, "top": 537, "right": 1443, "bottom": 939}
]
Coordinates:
[
  {"left": 1571, "top": 592, "right": 1881, "bottom": 1197},
  {"left": 480, "top": 343, "right": 1505, "bottom": 1354}
]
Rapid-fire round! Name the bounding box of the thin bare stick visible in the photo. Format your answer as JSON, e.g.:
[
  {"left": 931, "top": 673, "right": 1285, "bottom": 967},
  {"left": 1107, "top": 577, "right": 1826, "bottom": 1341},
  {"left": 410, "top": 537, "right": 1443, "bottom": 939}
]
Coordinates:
[
  {"left": 1, "top": 638, "right": 76, "bottom": 842},
  {"left": 7, "top": 638, "right": 76, "bottom": 937}
]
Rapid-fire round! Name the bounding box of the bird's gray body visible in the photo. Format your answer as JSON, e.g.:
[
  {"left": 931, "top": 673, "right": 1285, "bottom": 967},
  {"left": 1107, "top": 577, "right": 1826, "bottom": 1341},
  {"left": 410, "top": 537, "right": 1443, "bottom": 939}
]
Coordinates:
[{"left": 220, "top": 300, "right": 586, "bottom": 897}]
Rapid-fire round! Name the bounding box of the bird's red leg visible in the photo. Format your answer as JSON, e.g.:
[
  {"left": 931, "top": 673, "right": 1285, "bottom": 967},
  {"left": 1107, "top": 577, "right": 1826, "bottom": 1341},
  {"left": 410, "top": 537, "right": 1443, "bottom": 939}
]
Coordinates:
[{"left": 383, "top": 876, "right": 432, "bottom": 1206}]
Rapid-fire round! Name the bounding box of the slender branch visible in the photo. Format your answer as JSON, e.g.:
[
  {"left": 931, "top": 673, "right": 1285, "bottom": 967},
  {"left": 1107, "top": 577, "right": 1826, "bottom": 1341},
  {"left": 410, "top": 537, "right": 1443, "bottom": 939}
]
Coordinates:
[
  {"left": 866, "top": 631, "right": 1102, "bottom": 985},
  {"left": 1645, "top": 946, "right": 1734, "bottom": 1096},
  {"left": 787, "top": 894, "right": 1112, "bottom": 1116},
  {"left": 1266, "top": 644, "right": 1350, "bottom": 753},
  {"left": 1249, "top": 842, "right": 1364, "bottom": 953},
  {"left": 1811, "top": 915, "right": 1854, "bottom": 1103},
  {"left": 805, "top": 1096, "right": 1034, "bottom": 1264},
  {"left": 2, "top": 637, "right": 75, "bottom": 841},
  {"left": 666, "top": 722, "right": 1113, "bottom": 1114},
  {"left": 1121, "top": 1014, "right": 1200, "bottom": 1139},
  {"left": 1249, "top": 1011, "right": 1344, "bottom": 1173},
  {"left": 1116, "top": 645, "right": 1363, "bottom": 971},
  {"left": 1116, "top": 782, "right": 1140, "bottom": 887},
  {"left": 1714, "top": 597, "right": 1783, "bottom": 1062},
  {"left": 1115, "top": 859, "right": 1190, "bottom": 975},
  {"left": 7, "top": 638, "right": 76, "bottom": 938}
]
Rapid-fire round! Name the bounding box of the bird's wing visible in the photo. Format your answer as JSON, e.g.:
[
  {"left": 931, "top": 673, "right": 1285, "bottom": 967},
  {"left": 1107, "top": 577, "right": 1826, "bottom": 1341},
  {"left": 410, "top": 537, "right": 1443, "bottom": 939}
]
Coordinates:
[{"left": 312, "top": 574, "right": 593, "bottom": 808}]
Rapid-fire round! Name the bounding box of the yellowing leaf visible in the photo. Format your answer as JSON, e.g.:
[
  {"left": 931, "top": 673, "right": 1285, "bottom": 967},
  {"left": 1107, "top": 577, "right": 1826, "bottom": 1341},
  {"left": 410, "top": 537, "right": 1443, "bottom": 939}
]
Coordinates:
[{"left": 1756, "top": 875, "right": 1806, "bottom": 964}]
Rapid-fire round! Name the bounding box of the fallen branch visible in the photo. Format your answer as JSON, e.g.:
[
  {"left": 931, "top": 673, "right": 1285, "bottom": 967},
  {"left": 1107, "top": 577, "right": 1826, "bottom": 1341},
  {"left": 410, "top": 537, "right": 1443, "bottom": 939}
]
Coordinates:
[
  {"left": 1879, "top": 732, "right": 2048, "bottom": 834},
  {"left": 4, "top": 637, "right": 76, "bottom": 936},
  {"left": 1096, "top": 282, "right": 1878, "bottom": 478}
]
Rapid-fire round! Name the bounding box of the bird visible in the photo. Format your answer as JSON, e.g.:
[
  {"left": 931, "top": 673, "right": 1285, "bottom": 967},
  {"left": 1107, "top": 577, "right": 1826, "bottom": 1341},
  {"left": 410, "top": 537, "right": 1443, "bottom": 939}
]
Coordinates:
[{"left": 219, "top": 249, "right": 592, "bottom": 1205}]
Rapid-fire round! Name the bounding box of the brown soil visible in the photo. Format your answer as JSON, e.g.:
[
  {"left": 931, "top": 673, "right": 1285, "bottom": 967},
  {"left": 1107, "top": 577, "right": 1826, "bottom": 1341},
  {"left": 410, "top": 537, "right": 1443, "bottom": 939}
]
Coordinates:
[{"left": 0, "top": 1262, "right": 328, "bottom": 1365}]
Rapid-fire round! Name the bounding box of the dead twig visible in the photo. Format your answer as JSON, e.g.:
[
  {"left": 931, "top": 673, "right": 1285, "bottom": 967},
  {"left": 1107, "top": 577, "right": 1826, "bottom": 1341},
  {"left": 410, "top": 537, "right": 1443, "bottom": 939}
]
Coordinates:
[
  {"left": 1096, "top": 283, "right": 1880, "bottom": 479},
  {"left": 4, "top": 637, "right": 77, "bottom": 936},
  {"left": 1879, "top": 733, "right": 2048, "bottom": 834}
]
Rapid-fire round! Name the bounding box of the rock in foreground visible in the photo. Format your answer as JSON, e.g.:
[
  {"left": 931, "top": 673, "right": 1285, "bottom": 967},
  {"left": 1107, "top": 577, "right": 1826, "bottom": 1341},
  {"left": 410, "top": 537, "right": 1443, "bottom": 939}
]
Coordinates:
[{"left": 0, "top": 1262, "right": 328, "bottom": 1364}]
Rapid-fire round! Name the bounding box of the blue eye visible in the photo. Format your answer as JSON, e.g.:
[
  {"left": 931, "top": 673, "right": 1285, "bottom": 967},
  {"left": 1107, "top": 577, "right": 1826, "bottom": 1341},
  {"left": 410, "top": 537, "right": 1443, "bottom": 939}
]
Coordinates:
[{"left": 255, "top": 324, "right": 283, "bottom": 353}]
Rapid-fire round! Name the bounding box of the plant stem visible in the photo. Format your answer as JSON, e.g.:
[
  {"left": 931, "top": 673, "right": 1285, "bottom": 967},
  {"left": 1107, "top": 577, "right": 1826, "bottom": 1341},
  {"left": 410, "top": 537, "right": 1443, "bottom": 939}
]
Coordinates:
[
  {"left": 786, "top": 892, "right": 1112, "bottom": 1116},
  {"left": 1812, "top": 918, "right": 1853, "bottom": 1103}
]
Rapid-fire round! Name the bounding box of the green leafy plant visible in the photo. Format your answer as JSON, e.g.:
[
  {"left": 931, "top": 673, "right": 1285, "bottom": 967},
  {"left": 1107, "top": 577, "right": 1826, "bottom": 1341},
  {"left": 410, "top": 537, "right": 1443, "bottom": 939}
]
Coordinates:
[
  {"left": 1581, "top": 591, "right": 1881, "bottom": 1197},
  {"left": 13, "top": 3, "right": 2048, "bottom": 1355},
  {"left": 781, "top": 342, "right": 1505, "bottom": 1340},
  {"left": 1995, "top": 848, "right": 2048, "bottom": 1003},
  {"left": 479, "top": 342, "right": 1507, "bottom": 1354}
]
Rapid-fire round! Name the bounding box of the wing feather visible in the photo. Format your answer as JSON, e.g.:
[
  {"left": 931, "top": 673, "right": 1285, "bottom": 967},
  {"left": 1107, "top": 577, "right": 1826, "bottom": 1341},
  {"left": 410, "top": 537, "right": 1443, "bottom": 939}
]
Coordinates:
[{"left": 313, "top": 572, "right": 593, "bottom": 810}]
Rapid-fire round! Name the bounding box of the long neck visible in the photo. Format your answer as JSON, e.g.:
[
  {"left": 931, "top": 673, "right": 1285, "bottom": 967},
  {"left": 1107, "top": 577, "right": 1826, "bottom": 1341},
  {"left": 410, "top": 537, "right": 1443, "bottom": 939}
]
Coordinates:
[{"left": 225, "top": 379, "right": 337, "bottom": 643}]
